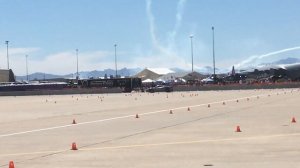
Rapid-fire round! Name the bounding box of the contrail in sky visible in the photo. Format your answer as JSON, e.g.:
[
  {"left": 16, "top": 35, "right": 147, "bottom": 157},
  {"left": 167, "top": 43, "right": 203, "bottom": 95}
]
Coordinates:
[
  {"left": 235, "top": 46, "right": 300, "bottom": 68},
  {"left": 146, "top": 0, "right": 187, "bottom": 54},
  {"left": 146, "top": 0, "right": 165, "bottom": 53},
  {"left": 168, "top": 0, "right": 187, "bottom": 47}
]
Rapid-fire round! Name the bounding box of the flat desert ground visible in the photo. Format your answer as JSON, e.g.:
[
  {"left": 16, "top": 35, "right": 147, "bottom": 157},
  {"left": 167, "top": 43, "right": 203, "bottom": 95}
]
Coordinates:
[{"left": 0, "top": 89, "right": 300, "bottom": 168}]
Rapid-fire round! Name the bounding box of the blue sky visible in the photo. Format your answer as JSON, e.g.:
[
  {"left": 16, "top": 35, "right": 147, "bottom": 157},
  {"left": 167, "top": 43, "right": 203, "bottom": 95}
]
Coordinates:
[{"left": 0, "top": 0, "right": 300, "bottom": 75}]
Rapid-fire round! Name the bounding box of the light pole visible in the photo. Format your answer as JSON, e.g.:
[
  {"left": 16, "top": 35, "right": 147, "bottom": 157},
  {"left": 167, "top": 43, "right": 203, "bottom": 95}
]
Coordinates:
[
  {"left": 26, "top": 55, "right": 29, "bottom": 81},
  {"left": 114, "top": 44, "right": 118, "bottom": 78},
  {"left": 212, "top": 26, "right": 216, "bottom": 77},
  {"left": 5, "top": 41, "right": 9, "bottom": 69},
  {"left": 76, "top": 49, "right": 79, "bottom": 81},
  {"left": 189, "top": 35, "right": 194, "bottom": 72}
]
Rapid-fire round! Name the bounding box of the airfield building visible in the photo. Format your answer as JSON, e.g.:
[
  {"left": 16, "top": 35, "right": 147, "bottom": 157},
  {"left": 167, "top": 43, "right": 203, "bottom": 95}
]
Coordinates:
[{"left": 0, "top": 69, "right": 15, "bottom": 83}]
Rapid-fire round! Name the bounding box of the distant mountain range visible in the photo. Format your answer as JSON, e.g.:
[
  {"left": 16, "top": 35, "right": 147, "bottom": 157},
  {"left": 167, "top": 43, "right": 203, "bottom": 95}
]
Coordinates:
[
  {"left": 16, "top": 57, "right": 300, "bottom": 80},
  {"left": 16, "top": 68, "right": 142, "bottom": 81}
]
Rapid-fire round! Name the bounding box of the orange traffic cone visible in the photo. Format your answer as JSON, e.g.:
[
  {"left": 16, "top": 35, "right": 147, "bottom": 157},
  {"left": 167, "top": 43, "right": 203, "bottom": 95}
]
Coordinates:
[
  {"left": 236, "top": 126, "right": 242, "bottom": 132},
  {"left": 292, "top": 117, "right": 296, "bottom": 123},
  {"left": 72, "top": 119, "right": 77, "bottom": 124},
  {"left": 135, "top": 114, "right": 139, "bottom": 118},
  {"left": 71, "top": 142, "right": 78, "bottom": 150},
  {"left": 9, "top": 161, "right": 14, "bottom": 168}
]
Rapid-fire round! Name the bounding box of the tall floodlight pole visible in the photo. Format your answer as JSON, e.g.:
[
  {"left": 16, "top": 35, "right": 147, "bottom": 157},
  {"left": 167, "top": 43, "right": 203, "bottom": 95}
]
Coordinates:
[
  {"left": 26, "top": 55, "right": 29, "bottom": 81},
  {"left": 76, "top": 49, "right": 79, "bottom": 81},
  {"left": 5, "top": 41, "right": 9, "bottom": 69},
  {"left": 189, "top": 35, "right": 194, "bottom": 72},
  {"left": 114, "top": 44, "right": 118, "bottom": 78},
  {"left": 212, "top": 26, "right": 216, "bottom": 77}
]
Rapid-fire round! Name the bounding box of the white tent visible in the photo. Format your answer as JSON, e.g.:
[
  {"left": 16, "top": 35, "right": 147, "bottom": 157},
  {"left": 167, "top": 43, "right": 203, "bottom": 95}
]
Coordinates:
[
  {"left": 201, "top": 78, "right": 214, "bottom": 83},
  {"left": 142, "top": 79, "right": 154, "bottom": 83},
  {"left": 156, "top": 78, "right": 165, "bottom": 82}
]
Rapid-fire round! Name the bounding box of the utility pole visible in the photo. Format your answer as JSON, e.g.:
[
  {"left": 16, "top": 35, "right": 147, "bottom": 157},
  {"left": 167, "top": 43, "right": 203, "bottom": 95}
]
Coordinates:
[
  {"left": 5, "top": 41, "right": 9, "bottom": 69},
  {"left": 114, "top": 44, "right": 118, "bottom": 78},
  {"left": 189, "top": 35, "right": 194, "bottom": 72},
  {"left": 26, "top": 55, "right": 29, "bottom": 81},
  {"left": 212, "top": 26, "right": 216, "bottom": 77},
  {"left": 76, "top": 49, "right": 79, "bottom": 81}
]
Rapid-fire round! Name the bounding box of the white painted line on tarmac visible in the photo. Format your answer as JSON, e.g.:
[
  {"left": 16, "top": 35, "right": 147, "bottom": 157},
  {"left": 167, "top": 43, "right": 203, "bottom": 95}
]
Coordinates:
[{"left": 0, "top": 91, "right": 289, "bottom": 138}]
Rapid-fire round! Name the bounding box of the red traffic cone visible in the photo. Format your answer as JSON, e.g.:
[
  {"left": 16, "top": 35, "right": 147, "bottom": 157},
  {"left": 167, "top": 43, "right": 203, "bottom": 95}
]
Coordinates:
[
  {"left": 71, "top": 142, "right": 78, "bottom": 150},
  {"left": 292, "top": 117, "right": 296, "bottom": 123},
  {"left": 135, "top": 114, "right": 139, "bottom": 118},
  {"left": 9, "top": 161, "right": 14, "bottom": 168},
  {"left": 72, "top": 119, "right": 77, "bottom": 124},
  {"left": 236, "top": 126, "right": 242, "bottom": 132}
]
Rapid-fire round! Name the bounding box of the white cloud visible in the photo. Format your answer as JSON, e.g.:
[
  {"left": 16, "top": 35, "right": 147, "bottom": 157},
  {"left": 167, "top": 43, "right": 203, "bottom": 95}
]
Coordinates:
[
  {"left": 0, "top": 48, "right": 116, "bottom": 75},
  {"left": 29, "top": 51, "right": 116, "bottom": 75},
  {"left": 0, "top": 47, "right": 40, "bottom": 71}
]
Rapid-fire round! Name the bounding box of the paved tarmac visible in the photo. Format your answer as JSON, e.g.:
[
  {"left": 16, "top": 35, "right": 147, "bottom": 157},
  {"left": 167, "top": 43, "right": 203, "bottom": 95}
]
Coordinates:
[{"left": 0, "top": 89, "right": 300, "bottom": 168}]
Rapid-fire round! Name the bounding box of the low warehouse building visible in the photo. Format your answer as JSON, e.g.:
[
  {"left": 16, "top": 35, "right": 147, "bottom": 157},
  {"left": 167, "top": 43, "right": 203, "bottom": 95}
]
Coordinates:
[{"left": 0, "top": 69, "right": 16, "bottom": 82}]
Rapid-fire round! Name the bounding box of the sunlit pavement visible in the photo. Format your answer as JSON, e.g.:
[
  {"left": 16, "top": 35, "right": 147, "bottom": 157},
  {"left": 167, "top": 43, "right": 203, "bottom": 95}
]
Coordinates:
[{"left": 0, "top": 89, "right": 300, "bottom": 168}]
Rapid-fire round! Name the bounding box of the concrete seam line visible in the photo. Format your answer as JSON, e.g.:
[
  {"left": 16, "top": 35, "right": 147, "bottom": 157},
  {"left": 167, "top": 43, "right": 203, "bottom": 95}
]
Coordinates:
[{"left": 1, "top": 132, "right": 300, "bottom": 157}]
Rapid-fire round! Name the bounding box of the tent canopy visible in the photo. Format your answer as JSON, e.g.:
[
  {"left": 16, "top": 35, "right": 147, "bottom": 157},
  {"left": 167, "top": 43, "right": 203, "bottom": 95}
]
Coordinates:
[{"left": 142, "top": 79, "right": 154, "bottom": 83}]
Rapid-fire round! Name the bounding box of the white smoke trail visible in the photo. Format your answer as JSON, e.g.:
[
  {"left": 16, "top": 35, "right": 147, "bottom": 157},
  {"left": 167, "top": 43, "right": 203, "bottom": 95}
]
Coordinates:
[
  {"left": 168, "top": 0, "right": 187, "bottom": 47},
  {"left": 146, "top": 0, "right": 187, "bottom": 55},
  {"left": 235, "top": 46, "right": 300, "bottom": 68},
  {"left": 146, "top": 0, "right": 167, "bottom": 54}
]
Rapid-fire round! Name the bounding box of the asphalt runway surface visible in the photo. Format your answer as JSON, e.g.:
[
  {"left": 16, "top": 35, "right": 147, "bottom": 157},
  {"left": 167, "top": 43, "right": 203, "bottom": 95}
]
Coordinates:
[{"left": 0, "top": 89, "right": 300, "bottom": 168}]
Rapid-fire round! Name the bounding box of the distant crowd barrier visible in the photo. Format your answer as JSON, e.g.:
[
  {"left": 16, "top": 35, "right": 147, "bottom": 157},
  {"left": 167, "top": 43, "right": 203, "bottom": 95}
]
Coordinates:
[
  {"left": 0, "top": 87, "right": 123, "bottom": 96},
  {"left": 173, "top": 82, "right": 300, "bottom": 91},
  {"left": 0, "top": 82, "right": 300, "bottom": 96}
]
